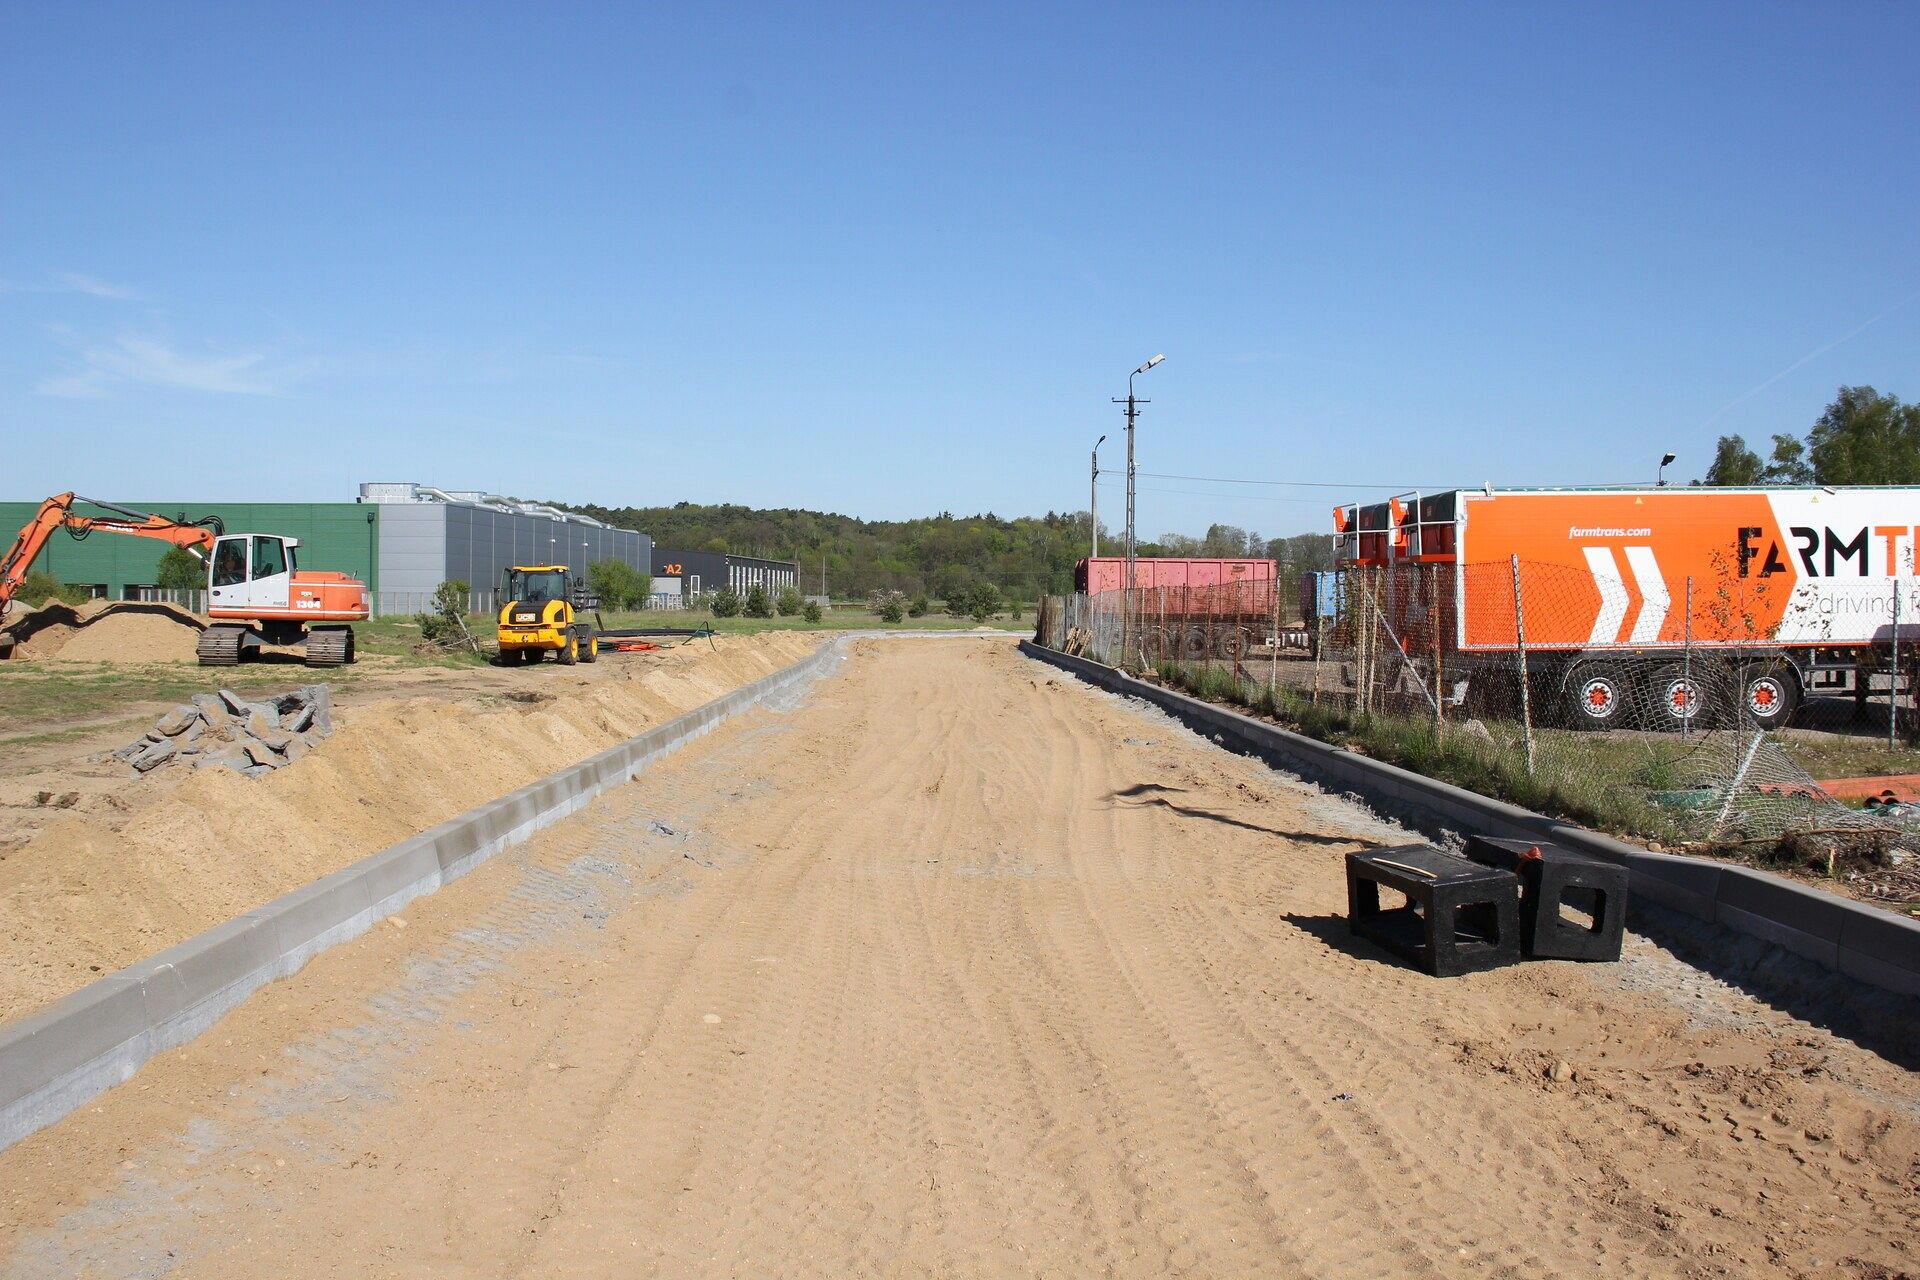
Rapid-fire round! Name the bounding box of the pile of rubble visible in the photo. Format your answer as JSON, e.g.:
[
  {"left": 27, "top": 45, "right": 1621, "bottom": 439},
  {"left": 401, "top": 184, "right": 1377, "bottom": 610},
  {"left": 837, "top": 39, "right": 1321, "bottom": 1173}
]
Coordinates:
[{"left": 114, "top": 685, "right": 334, "bottom": 778}]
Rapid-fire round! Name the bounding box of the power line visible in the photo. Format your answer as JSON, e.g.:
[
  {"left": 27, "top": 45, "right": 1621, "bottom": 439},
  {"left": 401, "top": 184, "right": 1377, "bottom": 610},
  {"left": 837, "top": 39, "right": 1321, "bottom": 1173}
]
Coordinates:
[
  {"left": 1096, "top": 479, "right": 1344, "bottom": 506},
  {"left": 1130, "top": 470, "right": 1660, "bottom": 492},
  {"left": 1134, "top": 470, "right": 1422, "bottom": 490}
]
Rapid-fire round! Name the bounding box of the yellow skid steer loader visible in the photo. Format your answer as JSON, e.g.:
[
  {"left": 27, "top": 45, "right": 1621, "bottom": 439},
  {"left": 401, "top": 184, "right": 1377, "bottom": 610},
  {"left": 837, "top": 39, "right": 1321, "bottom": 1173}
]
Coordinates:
[{"left": 495, "top": 565, "right": 598, "bottom": 665}]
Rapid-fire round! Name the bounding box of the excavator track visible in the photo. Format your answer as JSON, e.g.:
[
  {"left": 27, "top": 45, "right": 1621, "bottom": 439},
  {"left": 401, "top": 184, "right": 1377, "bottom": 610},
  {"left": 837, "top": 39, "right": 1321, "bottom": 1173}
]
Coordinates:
[
  {"left": 196, "top": 625, "right": 247, "bottom": 666},
  {"left": 304, "top": 627, "right": 355, "bottom": 667}
]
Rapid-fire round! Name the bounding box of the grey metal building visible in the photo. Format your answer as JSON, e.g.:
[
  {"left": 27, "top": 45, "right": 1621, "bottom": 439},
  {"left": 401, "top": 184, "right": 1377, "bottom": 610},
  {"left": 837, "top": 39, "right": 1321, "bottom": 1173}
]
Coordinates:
[
  {"left": 360, "top": 483, "right": 652, "bottom": 614},
  {"left": 651, "top": 549, "right": 798, "bottom": 599}
]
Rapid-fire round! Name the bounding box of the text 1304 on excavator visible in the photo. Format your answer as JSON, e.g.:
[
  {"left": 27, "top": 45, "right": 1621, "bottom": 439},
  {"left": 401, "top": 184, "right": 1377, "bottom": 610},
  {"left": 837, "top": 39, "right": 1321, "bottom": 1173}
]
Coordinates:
[
  {"left": 495, "top": 565, "right": 597, "bottom": 664},
  {"left": 0, "top": 493, "right": 371, "bottom": 667}
]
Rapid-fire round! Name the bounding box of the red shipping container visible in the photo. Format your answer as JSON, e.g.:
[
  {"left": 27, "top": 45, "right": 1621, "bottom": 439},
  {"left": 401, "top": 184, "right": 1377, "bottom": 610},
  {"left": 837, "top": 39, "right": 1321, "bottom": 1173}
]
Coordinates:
[{"left": 1074, "top": 557, "right": 1277, "bottom": 595}]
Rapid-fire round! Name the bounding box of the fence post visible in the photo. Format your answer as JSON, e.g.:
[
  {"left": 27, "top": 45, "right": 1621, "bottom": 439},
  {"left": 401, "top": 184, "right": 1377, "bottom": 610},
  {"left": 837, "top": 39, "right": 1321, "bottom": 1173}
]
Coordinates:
[
  {"left": 1311, "top": 612, "right": 1323, "bottom": 707},
  {"left": 1182, "top": 581, "right": 1192, "bottom": 679},
  {"left": 1269, "top": 579, "right": 1280, "bottom": 706},
  {"left": 1683, "top": 575, "right": 1694, "bottom": 740},
  {"left": 1892, "top": 583, "right": 1902, "bottom": 750},
  {"left": 1511, "top": 555, "right": 1535, "bottom": 777},
  {"left": 1357, "top": 571, "right": 1372, "bottom": 716},
  {"left": 1430, "top": 563, "right": 1443, "bottom": 741}
]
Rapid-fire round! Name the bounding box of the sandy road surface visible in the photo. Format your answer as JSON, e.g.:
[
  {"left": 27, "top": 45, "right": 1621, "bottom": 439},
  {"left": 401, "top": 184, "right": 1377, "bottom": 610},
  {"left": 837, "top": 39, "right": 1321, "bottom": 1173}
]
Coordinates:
[{"left": 2, "top": 638, "right": 1915, "bottom": 1278}]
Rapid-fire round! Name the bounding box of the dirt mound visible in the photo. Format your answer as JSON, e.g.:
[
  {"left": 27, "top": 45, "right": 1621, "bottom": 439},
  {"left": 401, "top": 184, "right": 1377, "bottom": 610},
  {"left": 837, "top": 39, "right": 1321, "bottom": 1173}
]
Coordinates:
[
  {"left": 9, "top": 601, "right": 206, "bottom": 663},
  {"left": 0, "top": 632, "right": 823, "bottom": 1024},
  {"left": 1, "top": 599, "right": 86, "bottom": 657}
]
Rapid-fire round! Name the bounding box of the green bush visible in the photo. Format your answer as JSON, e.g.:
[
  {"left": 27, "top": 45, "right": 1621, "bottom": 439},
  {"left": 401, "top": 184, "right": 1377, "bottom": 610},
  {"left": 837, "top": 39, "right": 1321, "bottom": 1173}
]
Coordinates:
[
  {"left": 967, "top": 582, "right": 1000, "bottom": 622},
  {"left": 417, "top": 579, "right": 472, "bottom": 645},
  {"left": 907, "top": 594, "right": 930, "bottom": 618},
  {"left": 744, "top": 584, "right": 773, "bottom": 618},
  {"left": 155, "top": 546, "right": 207, "bottom": 590},
  {"left": 587, "top": 559, "right": 651, "bottom": 610},
  {"left": 870, "top": 589, "right": 906, "bottom": 624},
  {"left": 16, "top": 571, "right": 89, "bottom": 607},
  {"left": 709, "top": 587, "right": 742, "bottom": 617},
  {"left": 803, "top": 600, "right": 822, "bottom": 624},
  {"left": 775, "top": 585, "right": 804, "bottom": 616}
]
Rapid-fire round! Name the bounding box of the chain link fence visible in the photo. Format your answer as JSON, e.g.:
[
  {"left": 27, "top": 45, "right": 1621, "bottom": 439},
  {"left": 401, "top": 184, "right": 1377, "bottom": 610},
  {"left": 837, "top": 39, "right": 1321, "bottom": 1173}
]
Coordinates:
[
  {"left": 1038, "top": 565, "right": 1920, "bottom": 909},
  {"left": 124, "top": 587, "right": 207, "bottom": 612}
]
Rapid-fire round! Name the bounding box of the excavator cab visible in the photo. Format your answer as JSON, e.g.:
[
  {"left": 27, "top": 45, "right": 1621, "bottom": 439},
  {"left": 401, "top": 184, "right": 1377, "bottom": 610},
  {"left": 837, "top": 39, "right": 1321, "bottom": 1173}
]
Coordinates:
[{"left": 207, "top": 534, "right": 298, "bottom": 612}]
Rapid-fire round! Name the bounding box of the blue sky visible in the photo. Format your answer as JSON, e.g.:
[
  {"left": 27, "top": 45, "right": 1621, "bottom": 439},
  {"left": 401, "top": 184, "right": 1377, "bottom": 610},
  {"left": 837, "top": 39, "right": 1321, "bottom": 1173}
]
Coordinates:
[{"left": 4, "top": 4, "right": 1916, "bottom": 540}]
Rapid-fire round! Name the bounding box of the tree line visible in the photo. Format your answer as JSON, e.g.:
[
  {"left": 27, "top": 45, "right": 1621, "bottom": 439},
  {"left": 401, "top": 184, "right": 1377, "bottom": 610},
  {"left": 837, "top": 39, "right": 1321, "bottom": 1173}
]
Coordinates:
[
  {"left": 1699, "top": 386, "right": 1919, "bottom": 486},
  {"left": 552, "top": 502, "right": 1336, "bottom": 604}
]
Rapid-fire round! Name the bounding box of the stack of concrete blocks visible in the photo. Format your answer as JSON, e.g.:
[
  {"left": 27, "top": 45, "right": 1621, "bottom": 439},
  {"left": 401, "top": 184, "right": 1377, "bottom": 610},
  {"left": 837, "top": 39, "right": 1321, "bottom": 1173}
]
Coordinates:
[{"left": 113, "top": 685, "right": 334, "bottom": 778}]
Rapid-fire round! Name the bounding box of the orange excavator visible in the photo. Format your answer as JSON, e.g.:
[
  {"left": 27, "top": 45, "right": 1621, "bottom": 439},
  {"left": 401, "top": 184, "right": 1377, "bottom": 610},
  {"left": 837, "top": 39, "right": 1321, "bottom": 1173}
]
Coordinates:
[{"left": 0, "top": 493, "right": 370, "bottom": 666}]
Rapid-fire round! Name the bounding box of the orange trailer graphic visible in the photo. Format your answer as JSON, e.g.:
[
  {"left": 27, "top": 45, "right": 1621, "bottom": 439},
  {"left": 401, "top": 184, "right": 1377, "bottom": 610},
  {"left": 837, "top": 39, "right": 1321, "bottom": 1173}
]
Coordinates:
[{"left": 1333, "top": 487, "right": 1920, "bottom": 729}]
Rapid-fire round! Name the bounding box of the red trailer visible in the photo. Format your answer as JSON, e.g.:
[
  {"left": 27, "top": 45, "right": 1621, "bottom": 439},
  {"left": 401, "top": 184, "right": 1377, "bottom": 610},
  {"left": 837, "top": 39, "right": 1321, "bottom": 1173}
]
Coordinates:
[
  {"left": 1074, "top": 557, "right": 1277, "bottom": 595},
  {"left": 1072, "top": 557, "right": 1284, "bottom": 662}
]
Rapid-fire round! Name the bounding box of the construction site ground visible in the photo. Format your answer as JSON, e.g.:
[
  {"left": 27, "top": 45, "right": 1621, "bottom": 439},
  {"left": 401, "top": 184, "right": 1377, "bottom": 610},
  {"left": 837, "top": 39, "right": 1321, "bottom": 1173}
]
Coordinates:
[
  {"left": 0, "top": 630, "right": 824, "bottom": 1025},
  {"left": 2, "top": 638, "right": 1914, "bottom": 1278}
]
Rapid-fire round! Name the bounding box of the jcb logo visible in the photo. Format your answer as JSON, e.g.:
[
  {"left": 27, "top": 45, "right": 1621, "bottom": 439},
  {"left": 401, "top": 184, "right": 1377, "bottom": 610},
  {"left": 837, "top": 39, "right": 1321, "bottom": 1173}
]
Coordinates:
[{"left": 1739, "top": 525, "right": 1919, "bottom": 578}]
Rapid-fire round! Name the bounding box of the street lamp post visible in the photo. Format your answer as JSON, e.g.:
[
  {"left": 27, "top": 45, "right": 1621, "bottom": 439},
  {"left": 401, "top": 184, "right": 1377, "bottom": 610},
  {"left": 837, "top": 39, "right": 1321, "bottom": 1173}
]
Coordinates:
[
  {"left": 1113, "top": 355, "right": 1164, "bottom": 591},
  {"left": 1657, "top": 452, "right": 1677, "bottom": 487},
  {"left": 1090, "top": 434, "right": 1106, "bottom": 559}
]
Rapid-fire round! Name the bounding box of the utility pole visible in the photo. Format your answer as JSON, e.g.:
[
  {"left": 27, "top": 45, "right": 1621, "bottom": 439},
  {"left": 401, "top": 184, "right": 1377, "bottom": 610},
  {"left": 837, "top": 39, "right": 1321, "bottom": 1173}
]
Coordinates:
[
  {"left": 1091, "top": 434, "right": 1106, "bottom": 559},
  {"left": 1112, "top": 355, "right": 1164, "bottom": 591}
]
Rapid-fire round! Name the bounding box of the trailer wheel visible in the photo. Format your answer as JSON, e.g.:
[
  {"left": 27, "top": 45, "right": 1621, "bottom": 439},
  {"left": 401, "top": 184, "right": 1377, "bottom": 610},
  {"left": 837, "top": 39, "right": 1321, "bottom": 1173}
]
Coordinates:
[
  {"left": 1648, "top": 664, "right": 1713, "bottom": 731},
  {"left": 1215, "top": 625, "right": 1252, "bottom": 660},
  {"left": 1181, "top": 626, "right": 1209, "bottom": 661},
  {"left": 1737, "top": 662, "right": 1800, "bottom": 728},
  {"left": 1566, "top": 662, "right": 1631, "bottom": 730}
]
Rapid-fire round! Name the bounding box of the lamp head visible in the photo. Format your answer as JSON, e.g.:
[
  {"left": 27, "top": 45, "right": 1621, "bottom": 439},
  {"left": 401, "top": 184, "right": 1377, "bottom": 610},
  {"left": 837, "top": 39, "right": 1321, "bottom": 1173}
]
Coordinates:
[
  {"left": 1134, "top": 354, "right": 1166, "bottom": 374},
  {"left": 1661, "top": 452, "right": 1676, "bottom": 467}
]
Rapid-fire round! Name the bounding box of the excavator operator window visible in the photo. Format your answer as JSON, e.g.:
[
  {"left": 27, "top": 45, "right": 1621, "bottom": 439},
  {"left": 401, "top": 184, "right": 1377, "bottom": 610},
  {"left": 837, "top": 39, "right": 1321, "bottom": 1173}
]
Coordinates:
[
  {"left": 252, "top": 536, "right": 286, "bottom": 580},
  {"left": 211, "top": 539, "right": 248, "bottom": 588}
]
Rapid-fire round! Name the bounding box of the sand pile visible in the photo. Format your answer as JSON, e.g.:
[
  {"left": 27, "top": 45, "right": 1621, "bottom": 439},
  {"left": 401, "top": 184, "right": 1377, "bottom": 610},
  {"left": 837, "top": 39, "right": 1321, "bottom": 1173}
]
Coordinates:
[
  {"left": 1, "top": 598, "right": 104, "bottom": 658},
  {"left": 50, "top": 609, "right": 203, "bottom": 663},
  {"left": 0, "top": 632, "right": 823, "bottom": 1025},
  {"left": 5, "top": 600, "right": 204, "bottom": 662}
]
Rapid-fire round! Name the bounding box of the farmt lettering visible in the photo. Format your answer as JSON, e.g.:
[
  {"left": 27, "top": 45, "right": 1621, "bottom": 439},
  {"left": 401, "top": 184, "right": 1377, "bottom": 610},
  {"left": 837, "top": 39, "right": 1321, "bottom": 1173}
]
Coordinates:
[{"left": 1738, "top": 525, "right": 1920, "bottom": 577}]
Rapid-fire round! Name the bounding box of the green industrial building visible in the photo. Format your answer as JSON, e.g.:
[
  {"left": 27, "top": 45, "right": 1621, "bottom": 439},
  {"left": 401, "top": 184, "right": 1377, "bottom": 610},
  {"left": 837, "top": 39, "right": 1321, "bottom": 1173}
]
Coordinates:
[{"left": 5, "top": 485, "right": 653, "bottom": 615}]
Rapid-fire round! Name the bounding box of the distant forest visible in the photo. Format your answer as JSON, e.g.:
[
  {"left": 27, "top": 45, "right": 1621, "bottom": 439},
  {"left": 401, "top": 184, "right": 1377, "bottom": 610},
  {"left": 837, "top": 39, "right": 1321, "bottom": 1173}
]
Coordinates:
[
  {"left": 553, "top": 500, "right": 1335, "bottom": 602},
  {"left": 561, "top": 385, "right": 1909, "bottom": 601}
]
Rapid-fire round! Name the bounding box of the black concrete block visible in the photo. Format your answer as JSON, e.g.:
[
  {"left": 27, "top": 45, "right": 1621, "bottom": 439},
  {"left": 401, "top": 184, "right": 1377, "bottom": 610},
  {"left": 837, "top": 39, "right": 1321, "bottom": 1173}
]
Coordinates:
[
  {"left": 1464, "top": 836, "right": 1627, "bottom": 962},
  {"left": 1347, "top": 844, "right": 1522, "bottom": 977}
]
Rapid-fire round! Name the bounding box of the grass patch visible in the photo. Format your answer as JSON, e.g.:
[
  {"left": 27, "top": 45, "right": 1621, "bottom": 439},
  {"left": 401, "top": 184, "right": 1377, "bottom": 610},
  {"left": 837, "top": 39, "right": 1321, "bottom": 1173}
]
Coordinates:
[
  {"left": 1768, "top": 730, "right": 1920, "bottom": 782},
  {"left": 0, "top": 665, "right": 301, "bottom": 728},
  {"left": 1153, "top": 661, "right": 1689, "bottom": 844}
]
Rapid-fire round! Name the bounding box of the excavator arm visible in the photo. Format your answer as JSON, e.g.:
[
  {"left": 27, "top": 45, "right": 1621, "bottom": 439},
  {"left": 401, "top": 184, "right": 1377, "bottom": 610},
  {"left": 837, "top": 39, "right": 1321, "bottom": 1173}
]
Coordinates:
[{"left": 0, "top": 492, "right": 223, "bottom": 611}]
